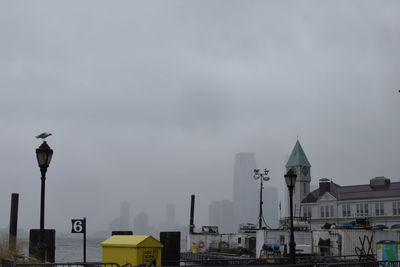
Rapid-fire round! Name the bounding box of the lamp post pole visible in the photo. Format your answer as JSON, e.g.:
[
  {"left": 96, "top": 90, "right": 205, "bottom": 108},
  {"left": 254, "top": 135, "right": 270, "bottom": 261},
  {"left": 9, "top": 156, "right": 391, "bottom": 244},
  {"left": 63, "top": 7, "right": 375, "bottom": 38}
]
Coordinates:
[
  {"left": 36, "top": 140, "right": 53, "bottom": 230},
  {"left": 253, "top": 169, "right": 270, "bottom": 229},
  {"left": 284, "top": 169, "right": 297, "bottom": 264},
  {"left": 40, "top": 166, "right": 47, "bottom": 230},
  {"left": 30, "top": 135, "right": 55, "bottom": 263},
  {"left": 288, "top": 183, "right": 295, "bottom": 263},
  {"left": 259, "top": 177, "right": 263, "bottom": 229}
]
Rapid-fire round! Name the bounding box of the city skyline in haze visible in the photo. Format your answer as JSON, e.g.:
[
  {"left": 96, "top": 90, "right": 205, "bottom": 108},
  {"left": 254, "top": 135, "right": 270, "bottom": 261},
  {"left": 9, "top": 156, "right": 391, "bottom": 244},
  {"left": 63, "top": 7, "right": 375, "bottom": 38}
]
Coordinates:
[{"left": 0, "top": 1, "right": 399, "bottom": 233}]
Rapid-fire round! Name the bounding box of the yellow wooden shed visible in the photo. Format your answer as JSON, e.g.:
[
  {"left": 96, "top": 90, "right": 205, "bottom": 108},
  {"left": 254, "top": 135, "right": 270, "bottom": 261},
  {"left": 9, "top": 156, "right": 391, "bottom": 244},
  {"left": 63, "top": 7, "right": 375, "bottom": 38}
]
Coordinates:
[{"left": 101, "top": 235, "right": 163, "bottom": 266}]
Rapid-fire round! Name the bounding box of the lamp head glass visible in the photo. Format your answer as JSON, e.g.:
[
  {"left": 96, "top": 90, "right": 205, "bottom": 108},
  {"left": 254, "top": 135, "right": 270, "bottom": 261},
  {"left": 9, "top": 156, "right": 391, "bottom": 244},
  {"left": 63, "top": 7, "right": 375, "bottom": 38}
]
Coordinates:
[
  {"left": 285, "top": 169, "right": 297, "bottom": 187},
  {"left": 36, "top": 141, "right": 53, "bottom": 168}
]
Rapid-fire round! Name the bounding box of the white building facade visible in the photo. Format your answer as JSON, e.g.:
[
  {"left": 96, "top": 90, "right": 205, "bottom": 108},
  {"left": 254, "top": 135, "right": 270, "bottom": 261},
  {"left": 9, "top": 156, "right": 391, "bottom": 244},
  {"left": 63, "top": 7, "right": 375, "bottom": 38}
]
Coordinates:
[
  {"left": 301, "top": 177, "right": 400, "bottom": 229},
  {"left": 285, "top": 141, "right": 400, "bottom": 230}
]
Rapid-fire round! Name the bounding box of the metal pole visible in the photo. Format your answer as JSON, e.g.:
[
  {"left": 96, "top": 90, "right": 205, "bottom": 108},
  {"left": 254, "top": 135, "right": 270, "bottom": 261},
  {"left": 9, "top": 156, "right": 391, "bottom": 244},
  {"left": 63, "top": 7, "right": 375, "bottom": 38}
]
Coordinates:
[
  {"left": 39, "top": 168, "right": 47, "bottom": 262},
  {"left": 259, "top": 178, "right": 263, "bottom": 229},
  {"left": 288, "top": 186, "right": 296, "bottom": 264},
  {"left": 83, "top": 217, "right": 86, "bottom": 262},
  {"left": 189, "top": 195, "right": 195, "bottom": 234},
  {"left": 9, "top": 193, "right": 19, "bottom": 251},
  {"left": 40, "top": 168, "right": 47, "bottom": 230}
]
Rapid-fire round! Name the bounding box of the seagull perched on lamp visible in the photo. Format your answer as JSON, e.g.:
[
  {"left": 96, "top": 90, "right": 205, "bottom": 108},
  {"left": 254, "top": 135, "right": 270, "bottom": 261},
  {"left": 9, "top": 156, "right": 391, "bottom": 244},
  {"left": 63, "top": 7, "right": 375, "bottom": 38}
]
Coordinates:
[{"left": 36, "top": 132, "right": 52, "bottom": 139}]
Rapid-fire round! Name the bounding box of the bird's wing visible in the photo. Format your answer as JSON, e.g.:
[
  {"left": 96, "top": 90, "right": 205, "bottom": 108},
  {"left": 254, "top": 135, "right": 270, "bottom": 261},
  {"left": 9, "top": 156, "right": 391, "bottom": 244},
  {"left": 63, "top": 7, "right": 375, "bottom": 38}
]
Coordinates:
[
  {"left": 35, "top": 133, "right": 44, "bottom": 138},
  {"left": 36, "top": 132, "right": 52, "bottom": 139}
]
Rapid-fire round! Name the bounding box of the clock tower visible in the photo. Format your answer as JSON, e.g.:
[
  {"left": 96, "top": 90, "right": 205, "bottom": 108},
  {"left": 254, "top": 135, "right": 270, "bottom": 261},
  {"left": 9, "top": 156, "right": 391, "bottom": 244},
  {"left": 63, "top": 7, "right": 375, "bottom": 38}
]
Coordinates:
[{"left": 285, "top": 140, "right": 311, "bottom": 216}]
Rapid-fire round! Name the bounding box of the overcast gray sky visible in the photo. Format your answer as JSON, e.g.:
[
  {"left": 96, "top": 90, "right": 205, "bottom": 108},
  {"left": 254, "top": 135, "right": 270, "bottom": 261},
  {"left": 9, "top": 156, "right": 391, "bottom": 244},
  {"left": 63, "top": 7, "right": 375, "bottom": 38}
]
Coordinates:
[{"left": 1, "top": 1, "right": 399, "bottom": 233}]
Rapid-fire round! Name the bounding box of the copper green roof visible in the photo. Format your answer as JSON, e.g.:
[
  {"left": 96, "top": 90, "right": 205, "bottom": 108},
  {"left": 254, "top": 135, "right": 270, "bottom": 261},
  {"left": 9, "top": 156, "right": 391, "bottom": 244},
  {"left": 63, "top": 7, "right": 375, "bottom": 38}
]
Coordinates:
[{"left": 285, "top": 140, "right": 311, "bottom": 167}]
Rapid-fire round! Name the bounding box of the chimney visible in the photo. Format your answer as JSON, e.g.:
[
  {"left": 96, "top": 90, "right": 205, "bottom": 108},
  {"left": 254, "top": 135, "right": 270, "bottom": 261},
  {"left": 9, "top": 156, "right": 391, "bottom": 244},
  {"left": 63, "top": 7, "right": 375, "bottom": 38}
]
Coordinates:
[
  {"left": 319, "top": 178, "right": 331, "bottom": 196},
  {"left": 189, "top": 194, "right": 195, "bottom": 234},
  {"left": 369, "top": 176, "right": 391, "bottom": 190}
]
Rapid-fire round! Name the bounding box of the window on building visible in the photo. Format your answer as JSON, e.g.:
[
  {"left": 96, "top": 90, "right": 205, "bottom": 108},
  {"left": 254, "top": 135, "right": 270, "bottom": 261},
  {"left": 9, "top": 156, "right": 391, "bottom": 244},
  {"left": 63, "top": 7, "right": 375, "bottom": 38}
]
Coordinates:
[
  {"left": 320, "top": 205, "right": 334, "bottom": 218},
  {"left": 342, "top": 204, "right": 351, "bottom": 217},
  {"left": 279, "top": 235, "right": 285, "bottom": 245},
  {"left": 364, "top": 203, "right": 369, "bottom": 216},
  {"left": 375, "top": 202, "right": 384, "bottom": 216},
  {"left": 325, "top": 206, "right": 330, "bottom": 217},
  {"left": 393, "top": 202, "right": 400, "bottom": 215},
  {"left": 356, "top": 203, "right": 369, "bottom": 217},
  {"left": 303, "top": 206, "right": 312, "bottom": 218}
]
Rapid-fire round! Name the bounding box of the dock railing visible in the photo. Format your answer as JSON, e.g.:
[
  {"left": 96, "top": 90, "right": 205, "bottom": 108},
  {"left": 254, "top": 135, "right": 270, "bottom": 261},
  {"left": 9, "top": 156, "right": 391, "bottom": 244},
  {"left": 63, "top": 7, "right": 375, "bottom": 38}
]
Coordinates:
[
  {"left": 3, "top": 259, "right": 400, "bottom": 267},
  {"left": 179, "top": 252, "right": 400, "bottom": 266},
  {"left": 8, "top": 262, "right": 120, "bottom": 267}
]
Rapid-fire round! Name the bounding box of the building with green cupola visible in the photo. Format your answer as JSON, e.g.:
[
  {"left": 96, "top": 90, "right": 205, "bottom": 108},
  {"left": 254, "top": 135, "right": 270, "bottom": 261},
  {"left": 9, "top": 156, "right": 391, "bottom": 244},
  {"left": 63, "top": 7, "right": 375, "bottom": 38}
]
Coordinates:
[
  {"left": 284, "top": 140, "right": 400, "bottom": 230},
  {"left": 285, "top": 140, "right": 312, "bottom": 218}
]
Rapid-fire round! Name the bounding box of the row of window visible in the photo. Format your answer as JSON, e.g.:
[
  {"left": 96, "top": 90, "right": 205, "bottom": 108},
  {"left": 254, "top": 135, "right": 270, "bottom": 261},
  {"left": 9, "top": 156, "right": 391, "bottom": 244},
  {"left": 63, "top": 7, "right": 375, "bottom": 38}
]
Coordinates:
[
  {"left": 302, "top": 201, "right": 400, "bottom": 218},
  {"left": 301, "top": 205, "right": 336, "bottom": 218},
  {"left": 355, "top": 203, "right": 369, "bottom": 217},
  {"left": 394, "top": 202, "right": 400, "bottom": 215},
  {"left": 321, "top": 205, "right": 334, "bottom": 218}
]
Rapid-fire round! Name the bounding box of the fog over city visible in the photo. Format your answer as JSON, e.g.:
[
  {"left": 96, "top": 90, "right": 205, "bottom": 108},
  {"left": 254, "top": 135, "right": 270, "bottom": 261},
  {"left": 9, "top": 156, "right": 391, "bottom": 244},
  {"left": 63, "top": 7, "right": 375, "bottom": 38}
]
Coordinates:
[{"left": 0, "top": 1, "right": 399, "bottom": 234}]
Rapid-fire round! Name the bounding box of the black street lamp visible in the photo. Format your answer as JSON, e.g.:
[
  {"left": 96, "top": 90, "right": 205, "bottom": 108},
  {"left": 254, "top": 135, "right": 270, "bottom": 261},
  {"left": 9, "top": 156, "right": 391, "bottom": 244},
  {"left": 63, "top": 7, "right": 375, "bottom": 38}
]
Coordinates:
[
  {"left": 36, "top": 141, "right": 53, "bottom": 230},
  {"left": 284, "top": 169, "right": 297, "bottom": 264},
  {"left": 29, "top": 137, "right": 56, "bottom": 263},
  {"left": 253, "top": 168, "right": 270, "bottom": 229}
]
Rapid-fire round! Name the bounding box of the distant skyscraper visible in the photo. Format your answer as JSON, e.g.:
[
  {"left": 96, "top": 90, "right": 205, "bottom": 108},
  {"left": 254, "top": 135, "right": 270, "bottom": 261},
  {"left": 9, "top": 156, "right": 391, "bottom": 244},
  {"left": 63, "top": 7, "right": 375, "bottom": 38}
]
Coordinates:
[
  {"left": 233, "top": 152, "right": 257, "bottom": 227},
  {"left": 159, "top": 203, "right": 176, "bottom": 231},
  {"left": 263, "top": 186, "right": 279, "bottom": 228},
  {"left": 109, "top": 217, "right": 123, "bottom": 231},
  {"left": 120, "top": 201, "right": 130, "bottom": 230},
  {"left": 209, "top": 201, "right": 220, "bottom": 226},
  {"left": 166, "top": 203, "right": 176, "bottom": 224},
  {"left": 109, "top": 201, "right": 130, "bottom": 231},
  {"left": 220, "top": 200, "right": 235, "bottom": 232},
  {"left": 133, "top": 212, "right": 149, "bottom": 234},
  {"left": 159, "top": 203, "right": 184, "bottom": 232},
  {"left": 208, "top": 200, "right": 235, "bottom": 232}
]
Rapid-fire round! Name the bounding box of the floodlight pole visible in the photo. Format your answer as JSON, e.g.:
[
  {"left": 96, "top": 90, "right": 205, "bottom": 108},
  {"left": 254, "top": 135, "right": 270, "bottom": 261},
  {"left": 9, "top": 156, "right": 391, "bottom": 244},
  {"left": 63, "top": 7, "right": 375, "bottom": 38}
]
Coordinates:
[
  {"left": 258, "top": 177, "right": 263, "bottom": 229},
  {"left": 253, "top": 169, "right": 270, "bottom": 229}
]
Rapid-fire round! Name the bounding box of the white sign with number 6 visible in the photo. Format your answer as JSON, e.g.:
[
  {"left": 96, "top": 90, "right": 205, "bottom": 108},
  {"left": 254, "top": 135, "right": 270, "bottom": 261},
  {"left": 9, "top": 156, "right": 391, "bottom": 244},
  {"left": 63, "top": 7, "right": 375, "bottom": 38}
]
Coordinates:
[{"left": 72, "top": 219, "right": 85, "bottom": 233}]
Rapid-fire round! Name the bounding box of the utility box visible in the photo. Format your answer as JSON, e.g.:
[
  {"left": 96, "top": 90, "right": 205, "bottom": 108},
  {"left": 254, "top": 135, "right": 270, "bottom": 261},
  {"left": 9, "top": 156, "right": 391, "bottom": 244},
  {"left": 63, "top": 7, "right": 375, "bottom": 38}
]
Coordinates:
[{"left": 101, "top": 235, "right": 163, "bottom": 266}]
